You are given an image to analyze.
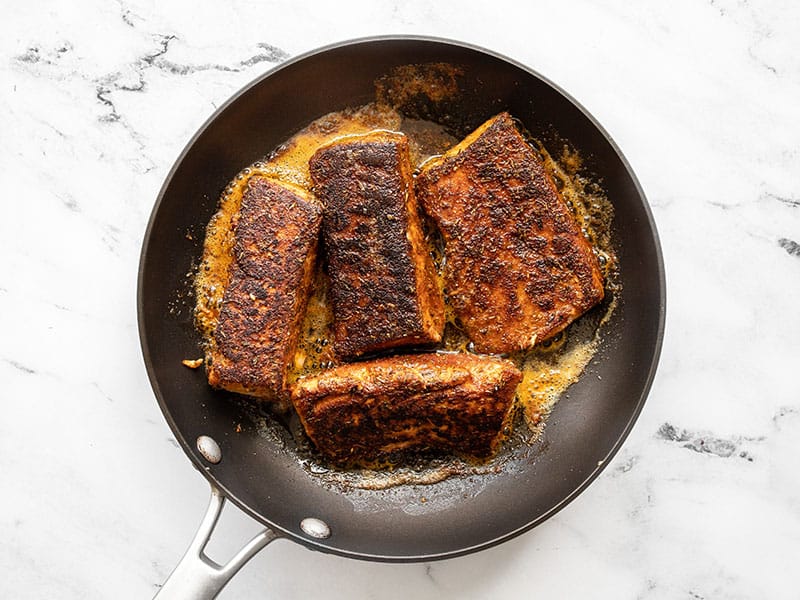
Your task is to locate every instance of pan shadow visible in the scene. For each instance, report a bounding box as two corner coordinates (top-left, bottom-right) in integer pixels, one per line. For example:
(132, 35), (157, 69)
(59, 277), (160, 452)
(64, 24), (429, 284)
(220, 519), (536, 599)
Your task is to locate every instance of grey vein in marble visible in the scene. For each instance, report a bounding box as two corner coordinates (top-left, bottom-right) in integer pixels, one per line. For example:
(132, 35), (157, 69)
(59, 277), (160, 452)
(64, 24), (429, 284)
(11, 34), (289, 167)
(614, 454), (640, 474)
(762, 192), (800, 208)
(772, 405), (800, 427)
(656, 423), (760, 461)
(778, 238), (800, 256)
(3, 359), (37, 375)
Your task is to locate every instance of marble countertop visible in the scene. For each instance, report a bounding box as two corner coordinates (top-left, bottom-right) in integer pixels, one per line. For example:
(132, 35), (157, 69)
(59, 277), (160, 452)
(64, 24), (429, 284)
(2, 1), (798, 598)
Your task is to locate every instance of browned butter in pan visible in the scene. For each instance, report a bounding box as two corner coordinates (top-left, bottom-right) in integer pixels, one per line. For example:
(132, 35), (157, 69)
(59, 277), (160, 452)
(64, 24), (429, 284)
(195, 69), (618, 487)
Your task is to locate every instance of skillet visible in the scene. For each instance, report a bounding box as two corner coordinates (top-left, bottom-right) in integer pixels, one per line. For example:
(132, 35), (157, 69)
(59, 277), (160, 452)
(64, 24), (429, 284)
(138, 36), (665, 598)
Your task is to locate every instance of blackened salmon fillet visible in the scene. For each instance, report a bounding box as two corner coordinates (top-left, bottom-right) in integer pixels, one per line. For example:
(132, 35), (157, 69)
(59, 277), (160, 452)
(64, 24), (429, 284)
(290, 353), (521, 464)
(416, 112), (604, 354)
(309, 131), (445, 360)
(206, 176), (322, 399)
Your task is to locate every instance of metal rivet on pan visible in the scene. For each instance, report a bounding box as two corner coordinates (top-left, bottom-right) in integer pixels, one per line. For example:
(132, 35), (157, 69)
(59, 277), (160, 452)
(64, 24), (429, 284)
(300, 517), (331, 539)
(196, 435), (222, 464)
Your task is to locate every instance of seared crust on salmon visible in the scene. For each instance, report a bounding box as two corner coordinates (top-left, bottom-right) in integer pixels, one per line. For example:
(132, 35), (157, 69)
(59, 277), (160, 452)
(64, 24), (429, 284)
(206, 177), (322, 399)
(416, 113), (604, 354)
(290, 353), (521, 463)
(309, 131), (445, 360)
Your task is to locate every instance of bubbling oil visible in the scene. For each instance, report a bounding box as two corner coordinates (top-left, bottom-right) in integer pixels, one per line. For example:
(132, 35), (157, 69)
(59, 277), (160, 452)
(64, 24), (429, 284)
(194, 100), (618, 487)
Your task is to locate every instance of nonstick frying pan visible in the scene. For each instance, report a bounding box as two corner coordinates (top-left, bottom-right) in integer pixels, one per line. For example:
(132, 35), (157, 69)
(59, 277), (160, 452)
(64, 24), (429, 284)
(138, 36), (665, 598)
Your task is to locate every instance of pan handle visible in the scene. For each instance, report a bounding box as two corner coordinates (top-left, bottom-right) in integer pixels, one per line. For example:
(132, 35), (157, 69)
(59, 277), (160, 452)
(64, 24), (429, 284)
(154, 482), (280, 599)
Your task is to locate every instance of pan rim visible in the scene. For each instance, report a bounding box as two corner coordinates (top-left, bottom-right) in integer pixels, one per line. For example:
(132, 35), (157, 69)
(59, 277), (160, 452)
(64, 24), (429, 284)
(137, 34), (666, 562)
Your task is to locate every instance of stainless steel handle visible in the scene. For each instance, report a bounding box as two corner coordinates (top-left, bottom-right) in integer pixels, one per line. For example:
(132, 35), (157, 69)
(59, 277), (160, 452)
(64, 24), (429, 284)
(154, 483), (280, 599)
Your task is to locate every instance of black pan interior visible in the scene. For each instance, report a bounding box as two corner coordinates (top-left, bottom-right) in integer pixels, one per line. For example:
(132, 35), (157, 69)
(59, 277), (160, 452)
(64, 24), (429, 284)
(138, 37), (665, 561)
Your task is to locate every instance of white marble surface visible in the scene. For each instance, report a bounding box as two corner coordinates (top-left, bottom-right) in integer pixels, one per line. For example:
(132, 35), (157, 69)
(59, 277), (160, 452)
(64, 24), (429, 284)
(2, 0), (799, 598)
